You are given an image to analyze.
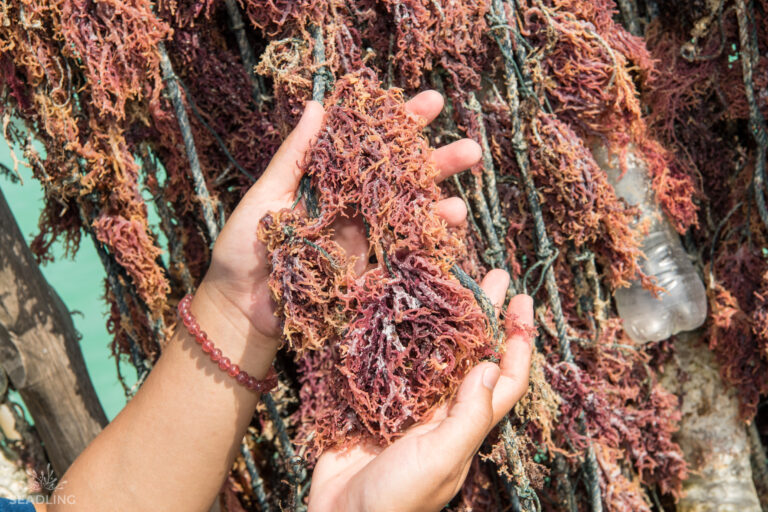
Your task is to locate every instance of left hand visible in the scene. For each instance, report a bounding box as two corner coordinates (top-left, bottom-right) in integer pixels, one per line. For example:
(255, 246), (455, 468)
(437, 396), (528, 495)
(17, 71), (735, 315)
(307, 275), (535, 512)
(196, 91), (482, 352)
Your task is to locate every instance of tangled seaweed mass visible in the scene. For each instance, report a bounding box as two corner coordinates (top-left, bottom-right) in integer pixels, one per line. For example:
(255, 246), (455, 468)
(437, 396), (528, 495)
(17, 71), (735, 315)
(1, 0), (767, 510)
(259, 71), (500, 451)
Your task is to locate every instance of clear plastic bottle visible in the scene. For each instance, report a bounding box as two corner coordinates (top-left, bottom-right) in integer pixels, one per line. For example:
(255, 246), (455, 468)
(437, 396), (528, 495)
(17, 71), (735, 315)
(592, 146), (707, 343)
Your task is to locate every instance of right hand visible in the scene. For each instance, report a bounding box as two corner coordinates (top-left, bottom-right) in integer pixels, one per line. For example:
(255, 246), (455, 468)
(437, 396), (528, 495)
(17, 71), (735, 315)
(308, 273), (535, 512)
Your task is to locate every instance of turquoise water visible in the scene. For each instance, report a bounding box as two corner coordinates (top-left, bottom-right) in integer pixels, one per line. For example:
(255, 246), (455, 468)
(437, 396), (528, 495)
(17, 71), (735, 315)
(1, 142), (129, 421)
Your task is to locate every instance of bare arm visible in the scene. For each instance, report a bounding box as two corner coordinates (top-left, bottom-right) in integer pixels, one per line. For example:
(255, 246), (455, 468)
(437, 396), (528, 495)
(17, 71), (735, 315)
(49, 284), (277, 511)
(48, 101), (327, 512)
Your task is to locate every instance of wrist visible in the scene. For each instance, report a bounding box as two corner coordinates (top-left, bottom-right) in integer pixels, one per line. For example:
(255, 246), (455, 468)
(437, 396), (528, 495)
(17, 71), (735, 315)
(188, 281), (280, 378)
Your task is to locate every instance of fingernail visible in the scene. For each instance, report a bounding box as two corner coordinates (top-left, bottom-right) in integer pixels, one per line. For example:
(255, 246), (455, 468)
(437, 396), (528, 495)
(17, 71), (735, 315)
(482, 365), (500, 390)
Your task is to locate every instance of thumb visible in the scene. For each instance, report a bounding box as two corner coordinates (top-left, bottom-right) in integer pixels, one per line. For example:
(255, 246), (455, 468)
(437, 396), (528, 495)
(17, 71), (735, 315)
(258, 100), (325, 195)
(430, 362), (500, 457)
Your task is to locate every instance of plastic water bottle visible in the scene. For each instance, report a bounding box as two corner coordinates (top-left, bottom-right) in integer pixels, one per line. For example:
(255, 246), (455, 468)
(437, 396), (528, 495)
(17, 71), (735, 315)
(592, 146), (707, 343)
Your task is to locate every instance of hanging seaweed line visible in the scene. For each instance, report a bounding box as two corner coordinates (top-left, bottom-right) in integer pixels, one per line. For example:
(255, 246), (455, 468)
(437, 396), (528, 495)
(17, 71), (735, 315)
(468, 92), (507, 242)
(240, 438), (272, 512)
(174, 77), (256, 183)
(421, 92), (533, 512)
(436, 82), (508, 273)
(222, 0), (267, 106)
(500, 416), (541, 511)
(466, 92), (510, 272)
(487, 0), (603, 510)
(159, 35), (305, 504)
(157, 42), (220, 245)
(18, 56), (165, 389)
(139, 144), (196, 294)
(90, 234), (152, 386)
(735, 0), (768, 231)
(263, 392), (308, 508)
(30, 133), (157, 391)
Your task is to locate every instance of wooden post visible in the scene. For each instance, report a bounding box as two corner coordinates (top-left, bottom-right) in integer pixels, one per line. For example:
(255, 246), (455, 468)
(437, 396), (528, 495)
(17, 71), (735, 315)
(0, 186), (107, 477)
(662, 331), (761, 512)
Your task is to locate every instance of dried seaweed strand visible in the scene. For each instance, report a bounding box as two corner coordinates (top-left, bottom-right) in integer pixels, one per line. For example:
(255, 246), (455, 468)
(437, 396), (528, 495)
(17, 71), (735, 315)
(91, 235), (152, 385)
(432, 77), (501, 270)
(140, 145), (195, 294)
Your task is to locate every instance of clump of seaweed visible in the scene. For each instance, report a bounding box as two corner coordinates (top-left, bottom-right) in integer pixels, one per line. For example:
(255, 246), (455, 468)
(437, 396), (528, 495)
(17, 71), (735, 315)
(259, 71), (497, 452)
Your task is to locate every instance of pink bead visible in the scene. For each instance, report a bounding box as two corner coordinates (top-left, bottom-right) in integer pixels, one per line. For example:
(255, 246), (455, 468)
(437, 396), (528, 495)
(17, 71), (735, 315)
(177, 294), (278, 393)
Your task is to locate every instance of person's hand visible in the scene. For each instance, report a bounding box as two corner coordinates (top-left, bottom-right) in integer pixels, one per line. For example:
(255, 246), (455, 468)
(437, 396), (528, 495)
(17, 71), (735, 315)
(196, 91), (483, 349)
(308, 276), (534, 512)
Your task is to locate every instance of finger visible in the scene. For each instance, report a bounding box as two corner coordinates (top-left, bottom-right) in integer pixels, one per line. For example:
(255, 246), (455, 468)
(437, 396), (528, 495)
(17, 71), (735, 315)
(428, 362), (500, 458)
(432, 139), (482, 182)
(492, 294), (535, 424)
(340, 364), (499, 512)
(258, 101), (325, 196)
(405, 90), (444, 125)
(436, 197), (467, 226)
(309, 444), (380, 512)
(479, 269), (510, 318)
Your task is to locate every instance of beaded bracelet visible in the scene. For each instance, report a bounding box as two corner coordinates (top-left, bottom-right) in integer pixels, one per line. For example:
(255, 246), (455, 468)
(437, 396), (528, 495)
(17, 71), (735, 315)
(177, 294), (278, 393)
